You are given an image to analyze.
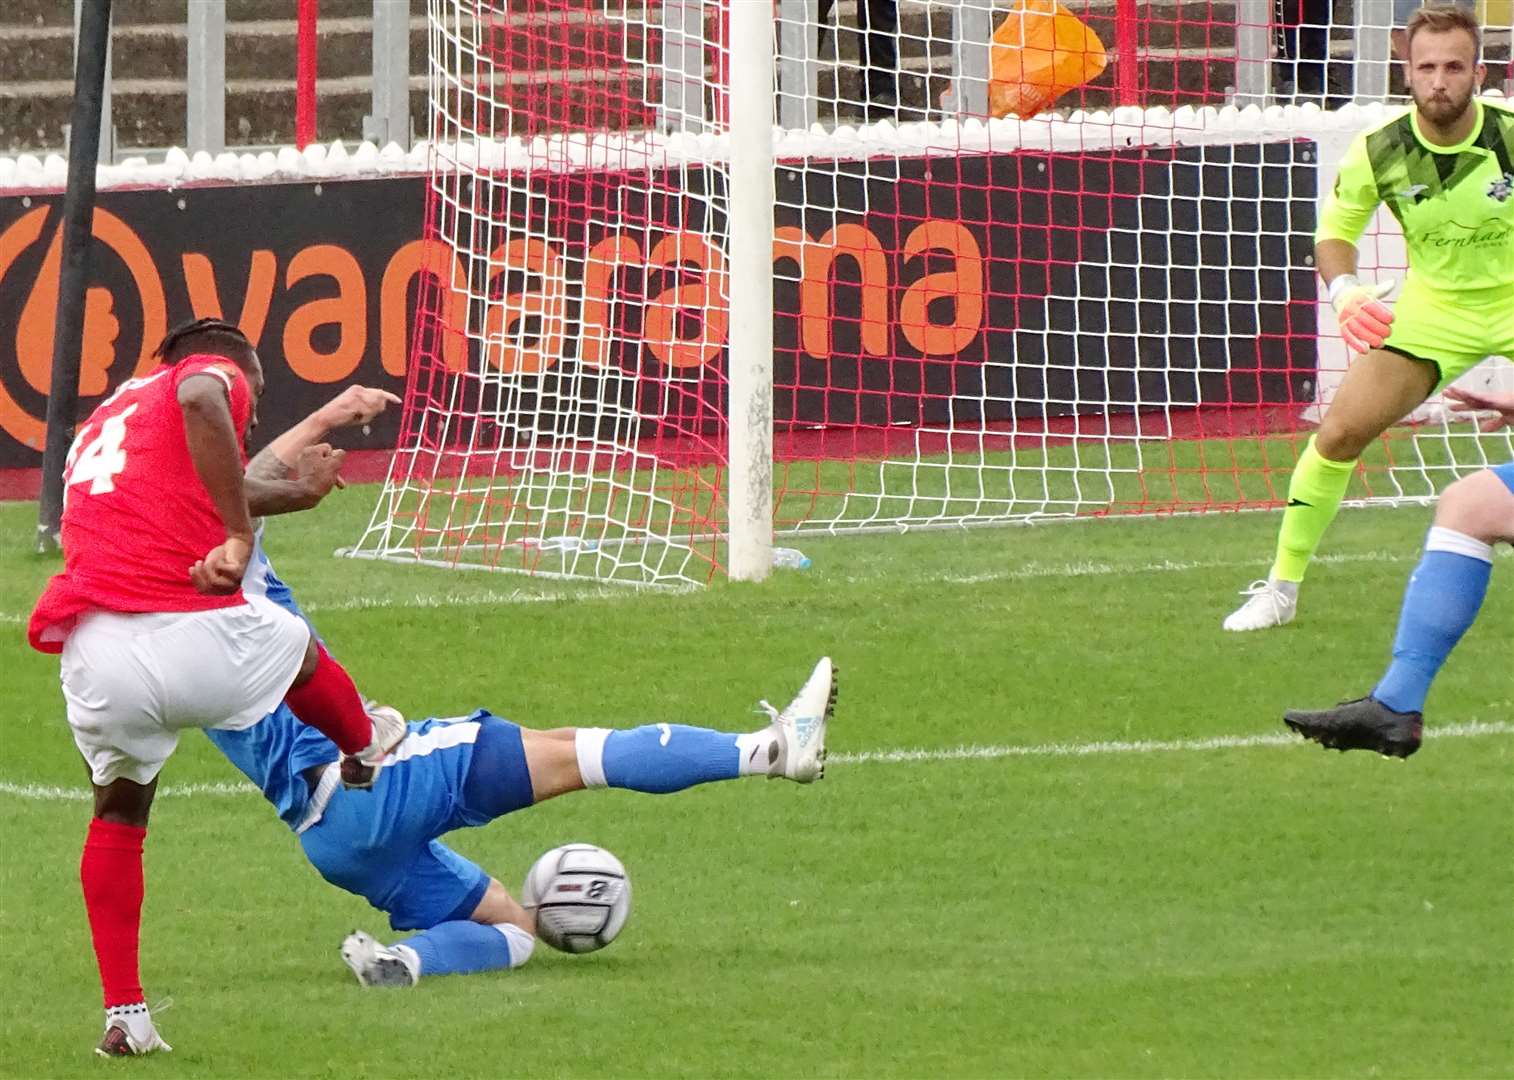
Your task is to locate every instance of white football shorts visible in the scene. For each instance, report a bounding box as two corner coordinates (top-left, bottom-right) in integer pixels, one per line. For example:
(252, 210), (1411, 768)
(60, 593), (311, 786)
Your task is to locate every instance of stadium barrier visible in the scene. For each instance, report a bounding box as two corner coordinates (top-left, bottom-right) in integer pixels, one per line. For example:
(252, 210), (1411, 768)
(0, 113), (1319, 476)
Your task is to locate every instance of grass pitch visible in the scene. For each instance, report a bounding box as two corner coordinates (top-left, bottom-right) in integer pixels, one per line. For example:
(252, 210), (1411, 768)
(0, 491), (1510, 1078)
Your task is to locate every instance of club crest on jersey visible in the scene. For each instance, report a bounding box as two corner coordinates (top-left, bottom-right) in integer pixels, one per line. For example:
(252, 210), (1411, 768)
(1489, 172), (1514, 203)
(1395, 183), (1430, 204)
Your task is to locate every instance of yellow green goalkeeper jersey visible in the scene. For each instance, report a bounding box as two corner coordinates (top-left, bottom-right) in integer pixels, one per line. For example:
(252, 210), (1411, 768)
(1317, 97), (1514, 294)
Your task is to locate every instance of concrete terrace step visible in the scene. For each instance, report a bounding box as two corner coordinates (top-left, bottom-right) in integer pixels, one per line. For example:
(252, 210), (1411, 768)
(0, 71), (661, 151)
(0, 13), (664, 85)
(817, 54), (1235, 120)
(0, 17), (426, 85)
(823, 0), (1239, 58)
(0, 0), (1258, 152)
(7, 0), (425, 28)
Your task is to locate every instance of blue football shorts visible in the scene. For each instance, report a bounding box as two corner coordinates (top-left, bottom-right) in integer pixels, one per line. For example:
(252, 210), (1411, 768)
(298, 712), (536, 931)
(1493, 461), (1514, 496)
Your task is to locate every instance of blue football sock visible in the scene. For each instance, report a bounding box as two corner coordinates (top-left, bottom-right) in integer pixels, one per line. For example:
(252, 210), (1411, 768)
(399, 920), (515, 978)
(1373, 527), (1493, 715)
(596, 725), (743, 794)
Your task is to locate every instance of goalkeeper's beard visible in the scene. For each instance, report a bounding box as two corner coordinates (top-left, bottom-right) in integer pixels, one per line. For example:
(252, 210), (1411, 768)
(1412, 84), (1475, 129)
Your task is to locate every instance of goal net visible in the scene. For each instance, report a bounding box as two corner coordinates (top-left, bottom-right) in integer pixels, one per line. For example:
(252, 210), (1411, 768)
(349, 0), (1514, 586)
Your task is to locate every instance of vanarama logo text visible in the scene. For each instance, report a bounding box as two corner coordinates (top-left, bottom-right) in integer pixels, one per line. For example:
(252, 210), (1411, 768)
(0, 199), (989, 450)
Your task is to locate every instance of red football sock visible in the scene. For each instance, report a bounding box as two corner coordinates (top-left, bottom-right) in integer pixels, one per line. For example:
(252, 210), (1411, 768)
(81, 818), (147, 1009)
(283, 645), (373, 754)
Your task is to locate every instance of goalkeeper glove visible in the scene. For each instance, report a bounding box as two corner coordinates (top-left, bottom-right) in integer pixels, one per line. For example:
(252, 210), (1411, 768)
(1328, 275), (1395, 355)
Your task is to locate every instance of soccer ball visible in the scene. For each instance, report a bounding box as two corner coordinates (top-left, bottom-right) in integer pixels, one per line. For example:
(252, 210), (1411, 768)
(521, 843), (631, 954)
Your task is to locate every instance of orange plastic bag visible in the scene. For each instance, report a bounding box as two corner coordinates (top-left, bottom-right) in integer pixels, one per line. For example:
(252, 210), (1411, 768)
(989, 0), (1109, 120)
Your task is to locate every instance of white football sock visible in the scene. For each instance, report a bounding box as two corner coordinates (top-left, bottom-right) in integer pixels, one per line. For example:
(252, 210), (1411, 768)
(493, 923), (536, 969)
(574, 728), (611, 788)
(735, 728), (780, 776)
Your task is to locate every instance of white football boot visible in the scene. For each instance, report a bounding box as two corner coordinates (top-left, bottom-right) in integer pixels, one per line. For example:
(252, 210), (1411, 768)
(754, 657), (837, 783)
(340, 930), (419, 988)
(1222, 579), (1298, 632)
(339, 703), (408, 790)
(95, 1002), (172, 1057)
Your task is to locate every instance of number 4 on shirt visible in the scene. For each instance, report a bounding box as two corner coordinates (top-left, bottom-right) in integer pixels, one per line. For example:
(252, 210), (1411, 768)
(65, 404), (138, 497)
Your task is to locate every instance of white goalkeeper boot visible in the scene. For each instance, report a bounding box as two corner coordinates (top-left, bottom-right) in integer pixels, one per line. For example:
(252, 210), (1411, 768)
(341, 930), (419, 988)
(95, 1002), (172, 1057)
(1222, 578), (1299, 632)
(752, 657), (837, 783)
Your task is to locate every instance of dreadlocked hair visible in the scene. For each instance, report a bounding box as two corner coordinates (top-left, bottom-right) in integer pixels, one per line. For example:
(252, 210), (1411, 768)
(154, 317), (254, 369)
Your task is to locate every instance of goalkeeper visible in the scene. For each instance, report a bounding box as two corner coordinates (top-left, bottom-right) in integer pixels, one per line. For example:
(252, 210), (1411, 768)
(1283, 386), (1514, 756)
(1225, 4), (1514, 631)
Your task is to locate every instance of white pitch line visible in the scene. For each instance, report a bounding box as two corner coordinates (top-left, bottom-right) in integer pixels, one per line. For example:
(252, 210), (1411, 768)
(829, 719), (1514, 766)
(5, 539), (1509, 625)
(0, 587), (647, 626)
(0, 548), (1450, 625)
(0, 779), (258, 802)
(872, 548), (1418, 588)
(3, 720), (1509, 802)
(301, 586), (646, 614)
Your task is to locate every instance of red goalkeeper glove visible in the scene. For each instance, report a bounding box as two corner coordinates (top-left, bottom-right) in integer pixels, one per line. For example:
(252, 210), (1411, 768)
(1329, 276), (1395, 355)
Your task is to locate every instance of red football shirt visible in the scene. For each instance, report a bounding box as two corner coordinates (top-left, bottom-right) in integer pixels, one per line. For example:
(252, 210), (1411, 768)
(28, 355), (255, 653)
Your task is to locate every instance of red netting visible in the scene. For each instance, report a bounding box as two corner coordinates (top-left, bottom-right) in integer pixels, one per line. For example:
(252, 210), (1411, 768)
(355, 0), (1508, 584)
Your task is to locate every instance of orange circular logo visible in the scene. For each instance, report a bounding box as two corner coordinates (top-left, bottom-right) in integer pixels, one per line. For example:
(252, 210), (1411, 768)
(0, 205), (166, 449)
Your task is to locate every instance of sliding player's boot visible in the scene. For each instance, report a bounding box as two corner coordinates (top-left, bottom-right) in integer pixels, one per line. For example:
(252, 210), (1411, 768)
(340, 930), (419, 988)
(1283, 697), (1423, 758)
(756, 657), (836, 783)
(1223, 578), (1298, 632)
